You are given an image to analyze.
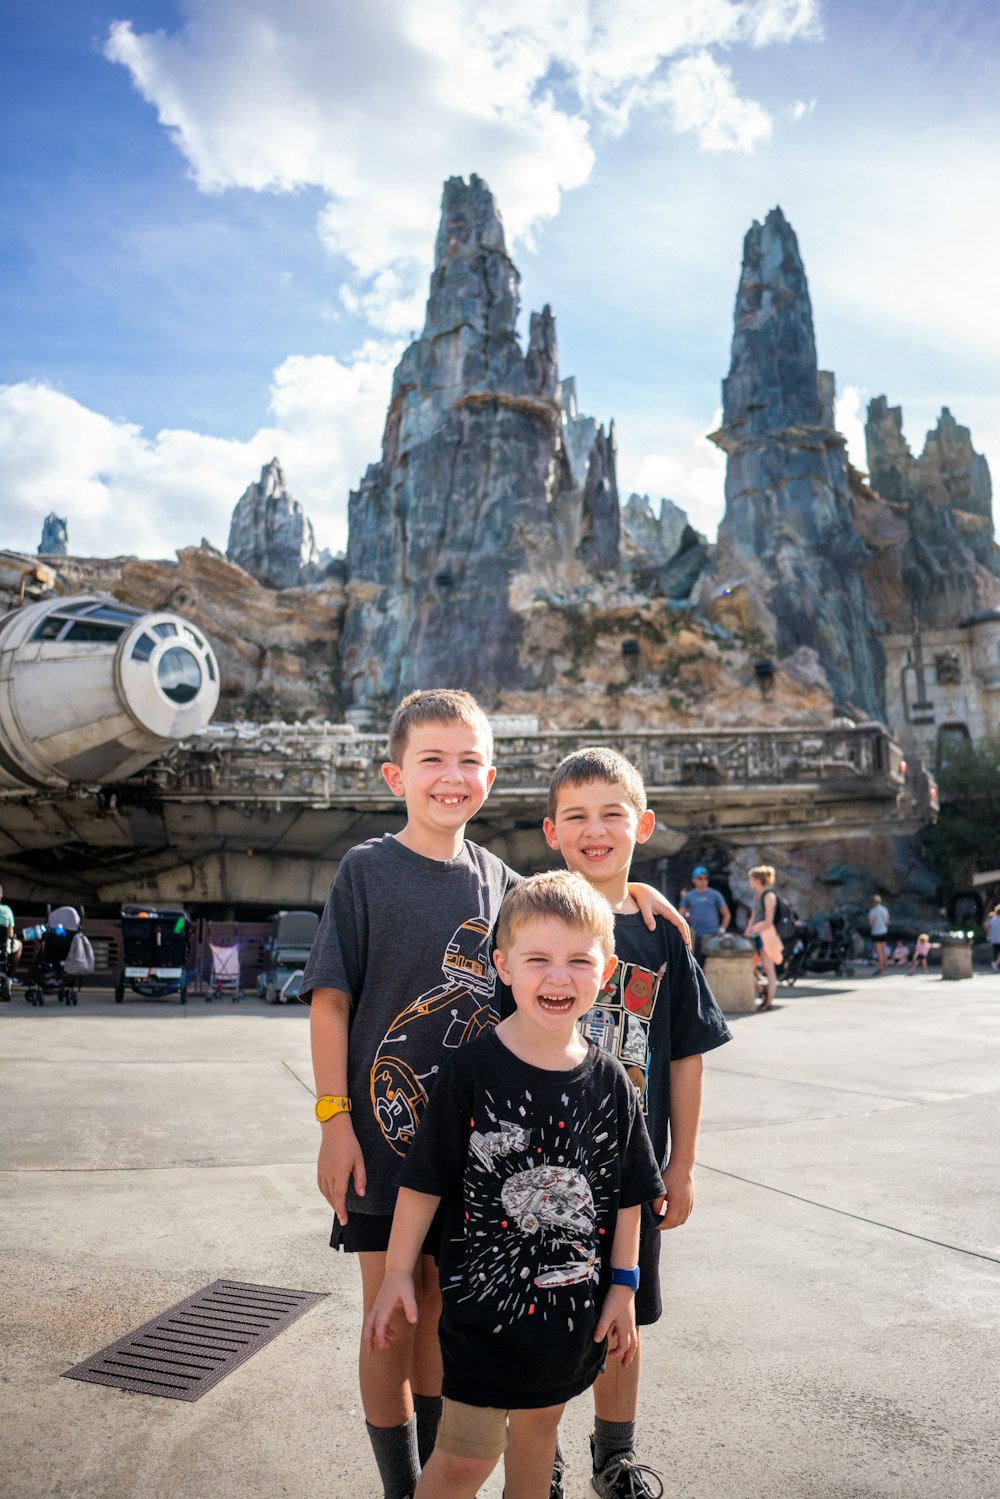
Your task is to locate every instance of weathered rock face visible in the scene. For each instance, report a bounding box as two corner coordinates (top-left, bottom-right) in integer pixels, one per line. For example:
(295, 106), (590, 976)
(38, 513), (68, 556)
(864, 398), (999, 627)
(622, 493), (691, 562)
(226, 458), (327, 589)
(707, 207), (886, 719)
(342, 174), (612, 708)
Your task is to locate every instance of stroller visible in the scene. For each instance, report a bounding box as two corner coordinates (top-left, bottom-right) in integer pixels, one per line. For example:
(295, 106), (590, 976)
(805, 915), (856, 978)
(777, 919), (811, 986)
(24, 906), (86, 1006)
(207, 944), (242, 1002)
(116, 905), (192, 1004)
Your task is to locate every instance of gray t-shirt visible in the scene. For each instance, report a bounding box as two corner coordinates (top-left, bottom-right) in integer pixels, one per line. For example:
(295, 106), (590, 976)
(300, 834), (519, 1215)
(868, 904), (890, 938)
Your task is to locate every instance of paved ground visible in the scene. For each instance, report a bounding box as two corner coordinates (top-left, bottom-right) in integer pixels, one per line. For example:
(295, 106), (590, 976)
(2, 968), (999, 1499)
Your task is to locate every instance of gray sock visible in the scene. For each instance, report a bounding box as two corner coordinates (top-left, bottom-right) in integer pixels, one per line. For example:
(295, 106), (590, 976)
(365, 1416), (420, 1499)
(413, 1393), (442, 1467)
(593, 1417), (636, 1471)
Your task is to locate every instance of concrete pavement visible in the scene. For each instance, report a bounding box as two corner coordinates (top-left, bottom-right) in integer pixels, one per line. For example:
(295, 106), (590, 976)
(2, 969), (998, 1498)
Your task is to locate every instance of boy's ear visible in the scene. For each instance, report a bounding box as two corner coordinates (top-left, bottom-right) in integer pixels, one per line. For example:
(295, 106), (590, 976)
(542, 816), (561, 851)
(484, 765), (497, 793)
(635, 809), (656, 845)
(381, 761), (405, 798)
(602, 954), (618, 984)
(493, 948), (510, 985)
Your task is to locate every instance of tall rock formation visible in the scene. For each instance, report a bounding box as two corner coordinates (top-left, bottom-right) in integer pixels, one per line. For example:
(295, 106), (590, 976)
(39, 513), (68, 556)
(707, 207), (885, 718)
(864, 398), (999, 626)
(342, 175), (614, 706)
(226, 458), (325, 589)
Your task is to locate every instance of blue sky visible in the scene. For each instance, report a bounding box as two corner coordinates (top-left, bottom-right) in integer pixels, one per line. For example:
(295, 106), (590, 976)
(3, 0), (999, 560)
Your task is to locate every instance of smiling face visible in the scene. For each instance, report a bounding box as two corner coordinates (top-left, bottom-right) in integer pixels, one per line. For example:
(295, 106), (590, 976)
(543, 778), (655, 896)
(381, 719), (496, 850)
(494, 914), (617, 1037)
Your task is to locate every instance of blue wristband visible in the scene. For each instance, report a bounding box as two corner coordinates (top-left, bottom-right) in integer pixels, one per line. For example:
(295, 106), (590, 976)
(609, 1266), (640, 1291)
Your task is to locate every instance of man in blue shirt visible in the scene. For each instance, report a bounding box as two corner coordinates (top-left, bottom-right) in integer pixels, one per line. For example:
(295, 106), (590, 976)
(680, 867), (730, 961)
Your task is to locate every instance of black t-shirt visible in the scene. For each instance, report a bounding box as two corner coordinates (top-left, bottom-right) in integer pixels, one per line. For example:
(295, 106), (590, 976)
(299, 835), (519, 1214)
(579, 914), (732, 1169)
(398, 1030), (664, 1409)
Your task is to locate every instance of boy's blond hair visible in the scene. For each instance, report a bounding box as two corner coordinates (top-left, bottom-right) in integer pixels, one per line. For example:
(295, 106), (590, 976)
(387, 688), (494, 766)
(546, 746), (647, 822)
(496, 870), (615, 959)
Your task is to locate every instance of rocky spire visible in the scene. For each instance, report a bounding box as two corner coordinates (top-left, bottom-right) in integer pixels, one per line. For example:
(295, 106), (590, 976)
(38, 513), (68, 556)
(226, 459), (321, 589)
(710, 207), (885, 717)
(342, 175), (612, 708)
(864, 398), (999, 623)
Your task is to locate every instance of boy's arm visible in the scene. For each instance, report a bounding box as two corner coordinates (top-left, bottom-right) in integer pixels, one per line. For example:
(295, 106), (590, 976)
(363, 1187), (442, 1351)
(593, 1202), (641, 1367)
(658, 1053), (703, 1229)
(310, 986), (366, 1224)
(628, 883), (691, 944)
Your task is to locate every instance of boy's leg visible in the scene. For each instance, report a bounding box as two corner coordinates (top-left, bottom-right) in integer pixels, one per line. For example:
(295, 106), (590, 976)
(359, 1250), (422, 1497)
(505, 1403), (565, 1499)
(417, 1398), (505, 1498)
(412, 1254), (443, 1466)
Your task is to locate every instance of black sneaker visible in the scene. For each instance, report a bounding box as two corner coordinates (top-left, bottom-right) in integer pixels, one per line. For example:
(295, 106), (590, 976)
(550, 1449), (567, 1499)
(588, 1447), (664, 1499)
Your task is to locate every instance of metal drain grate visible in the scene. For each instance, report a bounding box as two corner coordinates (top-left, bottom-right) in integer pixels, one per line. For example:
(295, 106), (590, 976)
(62, 1279), (326, 1401)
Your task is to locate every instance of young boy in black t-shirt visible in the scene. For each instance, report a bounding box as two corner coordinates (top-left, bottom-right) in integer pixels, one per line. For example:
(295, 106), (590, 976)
(543, 748), (731, 1499)
(365, 872), (664, 1499)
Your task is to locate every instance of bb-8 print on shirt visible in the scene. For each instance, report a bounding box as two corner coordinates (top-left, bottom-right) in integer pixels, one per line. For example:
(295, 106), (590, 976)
(370, 915), (499, 1157)
(577, 958), (660, 1107)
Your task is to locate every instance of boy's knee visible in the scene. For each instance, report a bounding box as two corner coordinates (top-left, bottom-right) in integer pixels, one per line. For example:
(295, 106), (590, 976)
(425, 1448), (495, 1485)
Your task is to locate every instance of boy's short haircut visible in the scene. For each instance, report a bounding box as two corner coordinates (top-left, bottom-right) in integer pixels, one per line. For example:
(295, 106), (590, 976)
(496, 870), (615, 958)
(387, 688), (494, 766)
(546, 746), (647, 822)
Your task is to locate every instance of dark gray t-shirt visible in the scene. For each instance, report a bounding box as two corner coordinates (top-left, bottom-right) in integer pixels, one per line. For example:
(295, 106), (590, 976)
(300, 834), (519, 1215)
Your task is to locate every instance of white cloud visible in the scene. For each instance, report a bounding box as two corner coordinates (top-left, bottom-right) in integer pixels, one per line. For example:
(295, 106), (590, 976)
(835, 384), (868, 475)
(618, 417), (728, 541)
(0, 342), (400, 560)
(105, 0), (819, 328)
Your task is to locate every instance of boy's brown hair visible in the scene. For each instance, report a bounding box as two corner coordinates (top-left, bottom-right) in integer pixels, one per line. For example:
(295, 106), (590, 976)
(496, 870), (615, 958)
(387, 688), (494, 766)
(546, 746), (647, 822)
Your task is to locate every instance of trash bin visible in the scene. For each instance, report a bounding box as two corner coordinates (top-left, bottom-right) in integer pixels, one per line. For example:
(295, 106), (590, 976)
(939, 934), (973, 981)
(702, 933), (758, 1013)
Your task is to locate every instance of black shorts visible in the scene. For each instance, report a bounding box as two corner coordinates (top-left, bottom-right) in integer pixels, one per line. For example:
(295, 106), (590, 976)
(330, 1203), (445, 1257)
(635, 1202), (663, 1327)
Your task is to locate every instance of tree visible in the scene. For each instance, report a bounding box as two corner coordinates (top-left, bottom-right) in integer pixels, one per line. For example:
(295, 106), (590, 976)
(923, 740), (1000, 892)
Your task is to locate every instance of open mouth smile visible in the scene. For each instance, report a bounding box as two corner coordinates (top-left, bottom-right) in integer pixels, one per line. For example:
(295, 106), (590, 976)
(581, 845), (613, 859)
(537, 993), (576, 1013)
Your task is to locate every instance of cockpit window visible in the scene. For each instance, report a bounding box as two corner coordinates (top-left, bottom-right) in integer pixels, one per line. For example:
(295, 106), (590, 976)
(131, 633), (155, 662)
(153, 622), (178, 639)
(63, 620), (128, 642)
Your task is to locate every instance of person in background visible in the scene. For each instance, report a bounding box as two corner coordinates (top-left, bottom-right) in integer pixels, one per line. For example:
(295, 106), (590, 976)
(909, 934), (933, 973)
(890, 939), (910, 968)
(745, 866), (783, 1011)
(985, 906), (1000, 972)
(679, 867), (730, 963)
(867, 895), (890, 976)
(0, 884), (23, 980)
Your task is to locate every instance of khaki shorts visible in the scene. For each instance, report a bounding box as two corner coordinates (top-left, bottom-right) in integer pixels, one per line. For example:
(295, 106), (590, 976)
(436, 1397), (510, 1461)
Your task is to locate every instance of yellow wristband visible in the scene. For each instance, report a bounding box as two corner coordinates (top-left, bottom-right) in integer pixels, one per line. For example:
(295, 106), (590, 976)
(315, 1095), (351, 1123)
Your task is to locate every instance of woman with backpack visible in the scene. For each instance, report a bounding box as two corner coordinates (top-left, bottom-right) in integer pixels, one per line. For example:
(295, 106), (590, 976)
(746, 865), (784, 1011)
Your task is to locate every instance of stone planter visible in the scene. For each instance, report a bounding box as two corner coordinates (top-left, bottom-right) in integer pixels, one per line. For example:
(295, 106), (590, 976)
(939, 935), (973, 982)
(703, 934), (758, 1013)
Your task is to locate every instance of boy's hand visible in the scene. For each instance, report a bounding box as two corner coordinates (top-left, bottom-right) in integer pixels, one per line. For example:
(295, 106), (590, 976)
(363, 1272), (419, 1352)
(317, 1117), (366, 1224)
(655, 1162), (695, 1230)
(594, 1285), (638, 1368)
(628, 884), (692, 944)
